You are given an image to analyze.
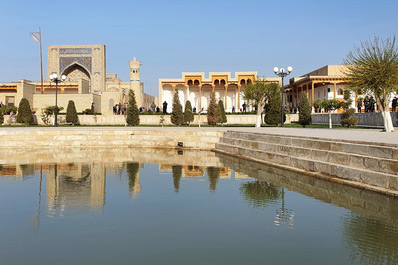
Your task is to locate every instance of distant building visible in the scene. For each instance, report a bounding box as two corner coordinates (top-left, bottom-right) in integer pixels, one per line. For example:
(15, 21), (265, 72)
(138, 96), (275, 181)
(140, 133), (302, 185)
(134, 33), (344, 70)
(0, 45), (155, 115)
(159, 72), (280, 113)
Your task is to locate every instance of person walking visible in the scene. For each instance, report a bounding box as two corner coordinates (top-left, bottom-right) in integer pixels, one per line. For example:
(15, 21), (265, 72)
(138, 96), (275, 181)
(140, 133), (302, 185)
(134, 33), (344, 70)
(242, 102), (247, 113)
(357, 98), (362, 113)
(392, 96), (397, 112)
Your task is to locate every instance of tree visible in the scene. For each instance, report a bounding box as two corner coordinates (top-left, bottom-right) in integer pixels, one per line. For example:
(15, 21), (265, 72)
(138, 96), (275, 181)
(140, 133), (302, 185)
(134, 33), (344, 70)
(264, 89), (283, 126)
(340, 90), (358, 128)
(218, 100), (227, 125)
(126, 89), (140, 126)
(183, 100), (194, 125)
(0, 112), (3, 125)
(298, 94), (312, 127)
(344, 36), (398, 132)
(172, 165), (182, 193)
(321, 99), (341, 129)
(207, 91), (220, 126)
(16, 98), (34, 125)
(66, 100), (79, 125)
(242, 80), (280, 127)
(171, 90), (184, 125)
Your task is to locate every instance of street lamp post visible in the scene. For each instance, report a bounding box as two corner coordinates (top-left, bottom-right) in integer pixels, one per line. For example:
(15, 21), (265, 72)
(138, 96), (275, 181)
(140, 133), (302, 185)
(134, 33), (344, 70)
(273, 66), (293, 127)
(49, 74), (67, 126)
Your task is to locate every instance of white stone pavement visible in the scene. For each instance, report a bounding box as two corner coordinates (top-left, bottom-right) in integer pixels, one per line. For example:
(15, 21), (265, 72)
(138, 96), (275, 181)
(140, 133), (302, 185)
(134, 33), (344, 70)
(1, 126), (396, 146)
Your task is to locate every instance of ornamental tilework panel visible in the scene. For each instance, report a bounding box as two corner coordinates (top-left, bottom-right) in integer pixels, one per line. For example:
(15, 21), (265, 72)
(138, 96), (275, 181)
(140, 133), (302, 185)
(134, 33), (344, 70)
(60, 57), (92, 74)
(59, 48), (92, 55)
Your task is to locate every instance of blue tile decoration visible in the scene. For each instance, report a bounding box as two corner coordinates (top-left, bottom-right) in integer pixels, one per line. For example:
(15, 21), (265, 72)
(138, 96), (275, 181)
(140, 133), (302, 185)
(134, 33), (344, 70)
(59, 48), (92, 55)
(59, 57), (92, 75)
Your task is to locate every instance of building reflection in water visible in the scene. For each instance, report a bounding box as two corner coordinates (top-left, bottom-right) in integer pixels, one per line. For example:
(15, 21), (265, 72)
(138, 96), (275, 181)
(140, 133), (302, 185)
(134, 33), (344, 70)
(160, 164), (231, 192)
(46, 163), (106, 217)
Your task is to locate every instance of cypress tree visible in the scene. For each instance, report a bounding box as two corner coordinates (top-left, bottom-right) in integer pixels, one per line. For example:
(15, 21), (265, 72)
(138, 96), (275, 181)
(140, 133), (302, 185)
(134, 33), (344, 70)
(172, 165), (182, 193)
(66, 100), (79, 125)
(264, 91), (282, 126)
(207, 92), (220, 126)
(171, 90), (184, 125)
(218, 100), (227, 124)
(16, 98), (34, 125)
(298, 94), (312, 127)
(126, 89), (140, 126)
(184, 100), (194, 125)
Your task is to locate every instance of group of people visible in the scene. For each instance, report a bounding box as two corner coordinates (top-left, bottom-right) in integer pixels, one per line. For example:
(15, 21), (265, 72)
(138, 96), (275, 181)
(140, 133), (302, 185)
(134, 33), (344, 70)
(357, 96), (376, 113)
(113, 103), (126, 115)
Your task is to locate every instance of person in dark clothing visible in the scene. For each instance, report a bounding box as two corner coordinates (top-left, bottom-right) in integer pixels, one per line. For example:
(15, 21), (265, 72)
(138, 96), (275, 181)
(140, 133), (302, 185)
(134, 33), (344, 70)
(392, 97), (397, 112)
(242, 102), (247, 113)
(193, 107), (196, 113)
(162, 101), (168, 114)
(357, 98), (362, 113)
(364, 96), (369, 112)
(369, 96), (375, 112)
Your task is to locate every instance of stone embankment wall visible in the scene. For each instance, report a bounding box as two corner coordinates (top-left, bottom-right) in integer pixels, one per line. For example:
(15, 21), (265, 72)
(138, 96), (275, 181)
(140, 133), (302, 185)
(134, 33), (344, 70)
(0, 128), (223, 150)
(312, 112), (398, 127)
(3, 114), (299, 126)
(215, 131), (398, 196)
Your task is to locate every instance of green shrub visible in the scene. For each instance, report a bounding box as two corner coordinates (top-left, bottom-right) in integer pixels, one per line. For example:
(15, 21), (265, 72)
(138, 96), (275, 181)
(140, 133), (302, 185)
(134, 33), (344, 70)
(66, 100), (79, 125)
(43, 106), (64, 115)
(207, 92), (220, 126)
(218, 100), (227, 124)
(341, 108), (358, 128)
(264, 91), (283, 126)
(16, 98), (34, 125)
(126, 90), (140, 126)
(184, 100), (194, 125)
(0, 112), (3, 124)
(0, 105), (18, 115)
(298, 94), (312, 127)
(171, 90), (184, 126)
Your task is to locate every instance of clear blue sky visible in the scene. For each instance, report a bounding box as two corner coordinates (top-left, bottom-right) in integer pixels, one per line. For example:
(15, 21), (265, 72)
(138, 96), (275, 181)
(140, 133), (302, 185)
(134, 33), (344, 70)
(0, 0), (397, 96)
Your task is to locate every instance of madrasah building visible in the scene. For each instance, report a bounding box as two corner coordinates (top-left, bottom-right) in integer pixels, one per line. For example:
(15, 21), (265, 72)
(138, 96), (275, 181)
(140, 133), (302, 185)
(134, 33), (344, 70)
(159, 72), (280, 113)
(0, 45), (155, 115)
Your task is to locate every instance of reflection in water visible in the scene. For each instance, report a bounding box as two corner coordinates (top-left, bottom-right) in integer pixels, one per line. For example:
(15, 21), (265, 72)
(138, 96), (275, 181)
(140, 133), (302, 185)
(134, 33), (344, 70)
(46, 163), (106, 217)
(1, 148), (398, 265)
(127, 162), (141, 196)
(207, 167), (220, 191)
(344, 213), (398, 265)
(172, 165), (182, 193)
(240, 180), (282, 208)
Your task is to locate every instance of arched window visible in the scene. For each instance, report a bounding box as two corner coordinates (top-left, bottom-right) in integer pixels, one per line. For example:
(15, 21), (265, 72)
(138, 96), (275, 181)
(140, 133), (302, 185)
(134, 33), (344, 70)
(247, 79), (252, 84)
(240, 79), (246, 85)
(214, 79), (219, 86)
(220, 79), (226, 85)
(194, 79), (200, 86)
(338, 89), (344, 95)
(187, 80), (193, 85)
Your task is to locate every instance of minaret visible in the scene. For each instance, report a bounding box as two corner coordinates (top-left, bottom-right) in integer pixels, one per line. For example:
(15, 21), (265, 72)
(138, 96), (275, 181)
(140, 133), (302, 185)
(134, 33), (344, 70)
(129, 57), (143, 108)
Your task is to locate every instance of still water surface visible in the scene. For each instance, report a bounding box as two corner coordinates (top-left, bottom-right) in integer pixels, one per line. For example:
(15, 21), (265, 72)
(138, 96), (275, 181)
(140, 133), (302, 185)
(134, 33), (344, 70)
(0, 148), (397, 265)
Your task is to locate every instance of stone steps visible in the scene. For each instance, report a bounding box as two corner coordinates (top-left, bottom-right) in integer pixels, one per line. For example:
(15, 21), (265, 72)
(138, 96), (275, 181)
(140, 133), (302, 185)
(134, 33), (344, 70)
(214, 131), (398, 194)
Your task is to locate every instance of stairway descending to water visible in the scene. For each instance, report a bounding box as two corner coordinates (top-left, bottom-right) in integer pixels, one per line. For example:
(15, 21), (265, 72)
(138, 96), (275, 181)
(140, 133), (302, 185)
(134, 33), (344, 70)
(214, 130), (398, 195)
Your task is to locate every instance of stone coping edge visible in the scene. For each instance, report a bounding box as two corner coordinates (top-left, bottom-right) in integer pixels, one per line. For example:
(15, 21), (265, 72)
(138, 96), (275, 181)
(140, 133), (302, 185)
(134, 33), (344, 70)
(226, 130), (398, 148)
(212, 148), (398, 198)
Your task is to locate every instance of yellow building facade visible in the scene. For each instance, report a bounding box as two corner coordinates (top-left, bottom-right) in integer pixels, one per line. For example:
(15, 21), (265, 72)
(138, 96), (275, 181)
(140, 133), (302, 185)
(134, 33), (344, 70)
(159, 72), (280, 112)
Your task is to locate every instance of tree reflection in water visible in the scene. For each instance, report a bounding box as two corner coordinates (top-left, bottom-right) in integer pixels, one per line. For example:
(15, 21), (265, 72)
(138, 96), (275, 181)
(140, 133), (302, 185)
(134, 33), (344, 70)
(126, 162), (139, 193)
(344, 213), (398, 265)
(172, 165), (182, 193)
(207, 167), (221, 192)
(239, 180), (282, 208)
